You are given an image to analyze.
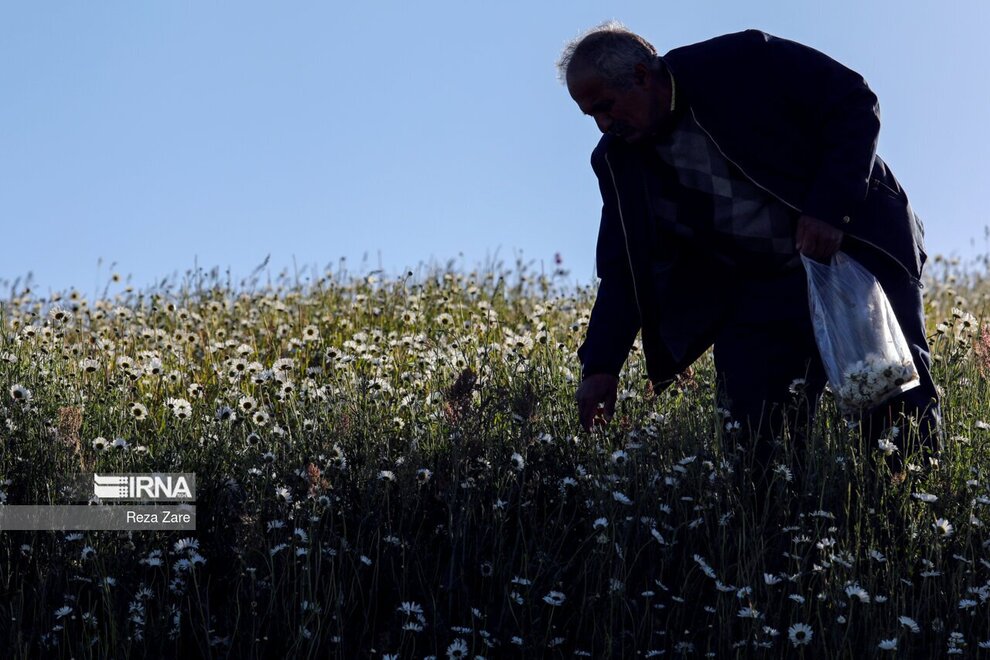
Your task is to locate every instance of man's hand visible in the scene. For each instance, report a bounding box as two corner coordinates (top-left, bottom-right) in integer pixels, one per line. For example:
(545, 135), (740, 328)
(576, 373), (619, 431)
(795, 214), (843, 262)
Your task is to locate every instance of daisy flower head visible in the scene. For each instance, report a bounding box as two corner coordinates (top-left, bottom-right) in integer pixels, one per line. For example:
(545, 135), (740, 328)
(788, 623), (813, 647)
(272, 357), (295, 374)
(446, 638), (468, 659)
(129, 402), (148, 420)
(173, 537), (199, 554)
(845, 583), (871, 603)
(9, 384), (32, 404)
(543, 590), (566, 606)
(878, 638), (898, 651)
(228, 358), (249, 379)
(397, 600), (424, 619)
(79, 358), (100, 373)
(167, 397), (193, 421)
(933, 517), (954, 538)
(144, 357), (164, 376)
(612, 491), (632, 505)
(328, 444), (347, 469)
(878, 438), (899, 456)
(48, 305), (72, 324)
(215, 406), (236, 422)
(693, 554), (716, 578)
(898, 616), (920, 633)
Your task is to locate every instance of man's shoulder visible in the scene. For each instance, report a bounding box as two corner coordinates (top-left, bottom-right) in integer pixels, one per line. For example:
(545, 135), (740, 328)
(664, 28), (770, 60)
(662, 29), (780, 79)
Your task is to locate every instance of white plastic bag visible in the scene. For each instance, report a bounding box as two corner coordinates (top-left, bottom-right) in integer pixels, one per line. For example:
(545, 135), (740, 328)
(802, 252), (919, 414)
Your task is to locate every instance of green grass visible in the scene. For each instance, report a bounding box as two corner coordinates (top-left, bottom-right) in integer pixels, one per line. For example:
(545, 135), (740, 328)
(0, 254), (989, 658)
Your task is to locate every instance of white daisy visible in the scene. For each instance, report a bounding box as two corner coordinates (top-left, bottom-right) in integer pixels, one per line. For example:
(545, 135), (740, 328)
(9, 384), (32, 403)
(897, 616), (921, 634)
(612, 491), (632, 505)
(788, 623), (813, 647)
(446, 638), (468, 659)
(845, 584), (871, 603)
(933, 517), (954, 538)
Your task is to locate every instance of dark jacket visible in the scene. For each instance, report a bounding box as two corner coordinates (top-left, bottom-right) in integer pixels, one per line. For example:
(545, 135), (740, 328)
(577, 29), (928, 388)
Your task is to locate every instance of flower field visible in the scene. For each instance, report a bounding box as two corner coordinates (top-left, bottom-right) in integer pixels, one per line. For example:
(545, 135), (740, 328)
(1, 254), (990, 658)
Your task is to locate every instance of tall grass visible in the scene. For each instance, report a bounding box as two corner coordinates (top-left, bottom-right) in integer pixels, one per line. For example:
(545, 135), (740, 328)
(0, 254), (988, 658)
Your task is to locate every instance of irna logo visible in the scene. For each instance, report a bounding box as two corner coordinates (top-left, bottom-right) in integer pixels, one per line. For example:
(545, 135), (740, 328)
(93, 474), (195, 501)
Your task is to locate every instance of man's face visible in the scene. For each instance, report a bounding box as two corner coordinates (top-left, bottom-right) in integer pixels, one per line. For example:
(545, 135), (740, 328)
(567, 63), (666, 143)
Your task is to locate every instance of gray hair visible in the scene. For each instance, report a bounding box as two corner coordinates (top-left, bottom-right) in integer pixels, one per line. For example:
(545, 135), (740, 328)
(556, 21), (658, 88)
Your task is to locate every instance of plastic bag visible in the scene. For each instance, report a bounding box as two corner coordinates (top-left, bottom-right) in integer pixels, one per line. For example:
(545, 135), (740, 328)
(802, 252), (919, 414)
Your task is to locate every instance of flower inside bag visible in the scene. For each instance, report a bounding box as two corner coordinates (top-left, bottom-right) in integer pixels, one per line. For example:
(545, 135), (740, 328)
(802, 252), (920, 414)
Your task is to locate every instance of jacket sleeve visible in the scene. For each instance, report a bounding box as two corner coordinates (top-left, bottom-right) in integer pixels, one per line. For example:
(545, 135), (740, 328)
(752, 30), (881, 227)
(576, 144), (642, 379)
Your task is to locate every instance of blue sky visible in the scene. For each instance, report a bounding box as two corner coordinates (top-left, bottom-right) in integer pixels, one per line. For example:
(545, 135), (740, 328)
(2, 1), (988, 296)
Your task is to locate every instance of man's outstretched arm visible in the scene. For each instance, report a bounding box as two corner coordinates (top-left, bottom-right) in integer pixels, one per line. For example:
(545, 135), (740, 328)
(574, 140), (646, 430)
(576, 267), (641, 429)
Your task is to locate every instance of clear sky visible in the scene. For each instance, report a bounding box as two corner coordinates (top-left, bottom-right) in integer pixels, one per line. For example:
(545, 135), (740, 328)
(2, 1), (988, 296)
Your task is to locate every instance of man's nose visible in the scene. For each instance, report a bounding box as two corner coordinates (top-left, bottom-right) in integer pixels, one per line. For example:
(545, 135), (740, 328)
(594, 115), (612, 134)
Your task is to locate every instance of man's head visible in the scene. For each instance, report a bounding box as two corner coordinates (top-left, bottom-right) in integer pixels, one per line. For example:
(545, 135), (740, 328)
(557, 22), (672, 143)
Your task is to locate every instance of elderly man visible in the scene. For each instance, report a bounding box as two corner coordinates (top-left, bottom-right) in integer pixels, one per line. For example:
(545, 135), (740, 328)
(560, 23), (940, 489)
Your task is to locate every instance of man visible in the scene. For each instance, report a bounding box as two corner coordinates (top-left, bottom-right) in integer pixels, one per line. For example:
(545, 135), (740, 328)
(559, 23), (941, 489)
